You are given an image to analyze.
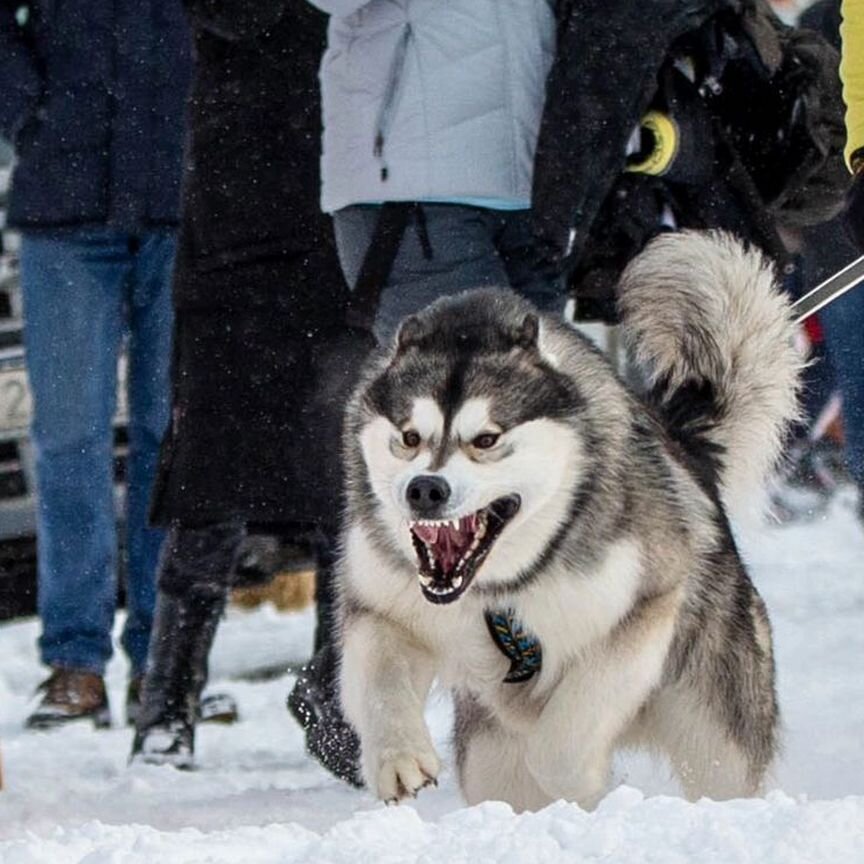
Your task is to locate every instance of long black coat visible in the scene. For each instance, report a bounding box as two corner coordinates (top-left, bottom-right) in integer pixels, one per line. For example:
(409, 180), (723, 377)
(0, 0), (191, 229)
(150, 0), (373, 530)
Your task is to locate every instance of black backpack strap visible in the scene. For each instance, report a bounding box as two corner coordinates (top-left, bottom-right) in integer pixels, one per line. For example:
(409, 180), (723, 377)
(346, 202), (414, 331)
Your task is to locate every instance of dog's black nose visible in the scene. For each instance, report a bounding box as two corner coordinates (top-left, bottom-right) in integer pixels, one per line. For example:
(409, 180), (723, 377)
(406, 475), (451, 516)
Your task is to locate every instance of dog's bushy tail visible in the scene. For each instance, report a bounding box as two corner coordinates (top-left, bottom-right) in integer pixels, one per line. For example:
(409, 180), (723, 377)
(618, 230), (801, 520)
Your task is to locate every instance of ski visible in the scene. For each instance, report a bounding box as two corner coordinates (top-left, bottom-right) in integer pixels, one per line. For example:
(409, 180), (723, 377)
(791, 252), (864, 323)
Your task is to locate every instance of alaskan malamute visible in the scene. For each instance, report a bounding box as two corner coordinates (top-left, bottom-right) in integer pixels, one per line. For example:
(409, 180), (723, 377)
(337, 231), (800, 810)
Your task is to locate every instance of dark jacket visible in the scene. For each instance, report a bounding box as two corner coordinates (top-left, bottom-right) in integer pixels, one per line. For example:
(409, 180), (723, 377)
(537, 0), (848, 321)
(532, 0), (726, 265)
(150, 0), (373, 529)
(0, 0), (192, 230)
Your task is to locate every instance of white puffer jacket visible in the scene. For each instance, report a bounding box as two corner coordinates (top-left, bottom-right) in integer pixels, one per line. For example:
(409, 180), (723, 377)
(308, 0), (556, 213)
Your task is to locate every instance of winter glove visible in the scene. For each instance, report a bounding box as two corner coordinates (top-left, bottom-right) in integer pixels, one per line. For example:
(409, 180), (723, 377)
(845, 151), (864, 250)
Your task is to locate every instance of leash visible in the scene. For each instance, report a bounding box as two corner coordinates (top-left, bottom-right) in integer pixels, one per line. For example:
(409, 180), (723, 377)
(345, 203), (413, 332)
(791, 252), (864, 323)
(345, 202), (433, 332)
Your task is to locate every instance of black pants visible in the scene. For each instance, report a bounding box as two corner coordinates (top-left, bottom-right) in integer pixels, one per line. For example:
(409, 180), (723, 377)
(157, 522), (244, 599)
(157, 520), (339, 638)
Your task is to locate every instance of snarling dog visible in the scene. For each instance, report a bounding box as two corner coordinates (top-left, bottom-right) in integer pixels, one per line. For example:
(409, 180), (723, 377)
(337, 230), (800, 810)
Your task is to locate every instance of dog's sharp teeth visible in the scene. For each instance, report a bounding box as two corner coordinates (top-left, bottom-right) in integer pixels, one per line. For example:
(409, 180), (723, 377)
(452, 575), (463, 589)
(418, 572), (433, 587)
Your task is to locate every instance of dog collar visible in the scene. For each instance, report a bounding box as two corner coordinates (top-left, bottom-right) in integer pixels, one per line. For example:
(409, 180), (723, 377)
(484, 609), (542, 683)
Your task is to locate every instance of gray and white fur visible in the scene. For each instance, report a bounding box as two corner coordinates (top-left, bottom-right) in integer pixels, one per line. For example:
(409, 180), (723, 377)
(335, 230), (800, 810)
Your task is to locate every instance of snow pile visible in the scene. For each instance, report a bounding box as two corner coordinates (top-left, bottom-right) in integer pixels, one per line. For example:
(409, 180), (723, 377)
(2, 790), (864, 864)
(1, 493), (864, 862)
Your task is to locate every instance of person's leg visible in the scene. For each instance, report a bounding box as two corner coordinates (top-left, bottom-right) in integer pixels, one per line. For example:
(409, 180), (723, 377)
(132, 521), (244, 766)
(20, 231), (129, 678)
(818, 280), (864, 500)
(121, 232), (176, 677)
(333, 203), (513, 342)
(493, 210), (566, 315)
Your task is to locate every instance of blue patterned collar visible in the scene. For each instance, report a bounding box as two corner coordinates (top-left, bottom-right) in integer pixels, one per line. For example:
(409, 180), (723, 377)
(484, 608), (542, 683)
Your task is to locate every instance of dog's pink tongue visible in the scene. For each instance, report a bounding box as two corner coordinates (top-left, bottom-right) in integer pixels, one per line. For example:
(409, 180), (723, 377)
(412, 522), (468, 574)
(436, 529), (461, 574)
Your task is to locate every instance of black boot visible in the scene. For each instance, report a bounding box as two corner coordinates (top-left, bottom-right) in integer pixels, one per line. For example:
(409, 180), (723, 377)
(130, 522), (243, 768)
(131, 588), (225, 768)
(287, 643), (363, 788)
(287, 530), (363, 787)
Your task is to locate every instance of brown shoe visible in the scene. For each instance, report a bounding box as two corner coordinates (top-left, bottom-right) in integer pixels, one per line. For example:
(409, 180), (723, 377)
(25, 668), (111, 730)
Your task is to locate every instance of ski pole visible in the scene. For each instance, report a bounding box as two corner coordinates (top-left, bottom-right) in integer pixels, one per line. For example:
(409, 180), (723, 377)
(791, 252), (864, 324)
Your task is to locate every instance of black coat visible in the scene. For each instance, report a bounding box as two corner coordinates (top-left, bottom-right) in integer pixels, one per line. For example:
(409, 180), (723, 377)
(150, 0), (373, 529)
(172, 0), (343, 317)
(537, 0), (847, 322)
(532, 0), (725, 265)
(0, 0), (192, 230)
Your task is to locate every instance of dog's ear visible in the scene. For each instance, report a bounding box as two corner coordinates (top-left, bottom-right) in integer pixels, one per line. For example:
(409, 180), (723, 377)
(395, 315), (426, 352)
(511, 313), (539, 351)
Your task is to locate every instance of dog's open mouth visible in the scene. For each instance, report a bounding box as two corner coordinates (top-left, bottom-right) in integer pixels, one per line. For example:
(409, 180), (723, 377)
(409, 494), (521, 604)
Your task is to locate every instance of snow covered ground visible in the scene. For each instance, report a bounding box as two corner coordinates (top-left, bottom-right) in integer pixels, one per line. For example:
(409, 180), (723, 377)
(1, 493), (863, 863)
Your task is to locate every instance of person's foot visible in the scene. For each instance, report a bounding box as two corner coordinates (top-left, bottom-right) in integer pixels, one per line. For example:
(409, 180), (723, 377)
(126, 675), (238, 727)
(126, 581), (236, 770)
(198, 692), (240, 724)
(26, 668), (111, 730)
(771, 438), (848, 524)
(131, 718), (194, 769)
(287, 646), (363, 788)
(129, 688), (240, 769)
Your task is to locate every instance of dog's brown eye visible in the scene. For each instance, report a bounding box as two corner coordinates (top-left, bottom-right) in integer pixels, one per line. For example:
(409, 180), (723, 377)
(402, 430), (421, 448)
(472, 433), (499, 450)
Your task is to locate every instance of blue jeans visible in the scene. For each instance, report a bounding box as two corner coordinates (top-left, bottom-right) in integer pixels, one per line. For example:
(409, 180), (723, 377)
(820, 279), (864, 489)
(333, 204), (564, 342)
(20, 229), (176, 675)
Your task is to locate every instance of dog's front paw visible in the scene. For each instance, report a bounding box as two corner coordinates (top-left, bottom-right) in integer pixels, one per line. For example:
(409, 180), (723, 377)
(367, 744), (441, 803)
